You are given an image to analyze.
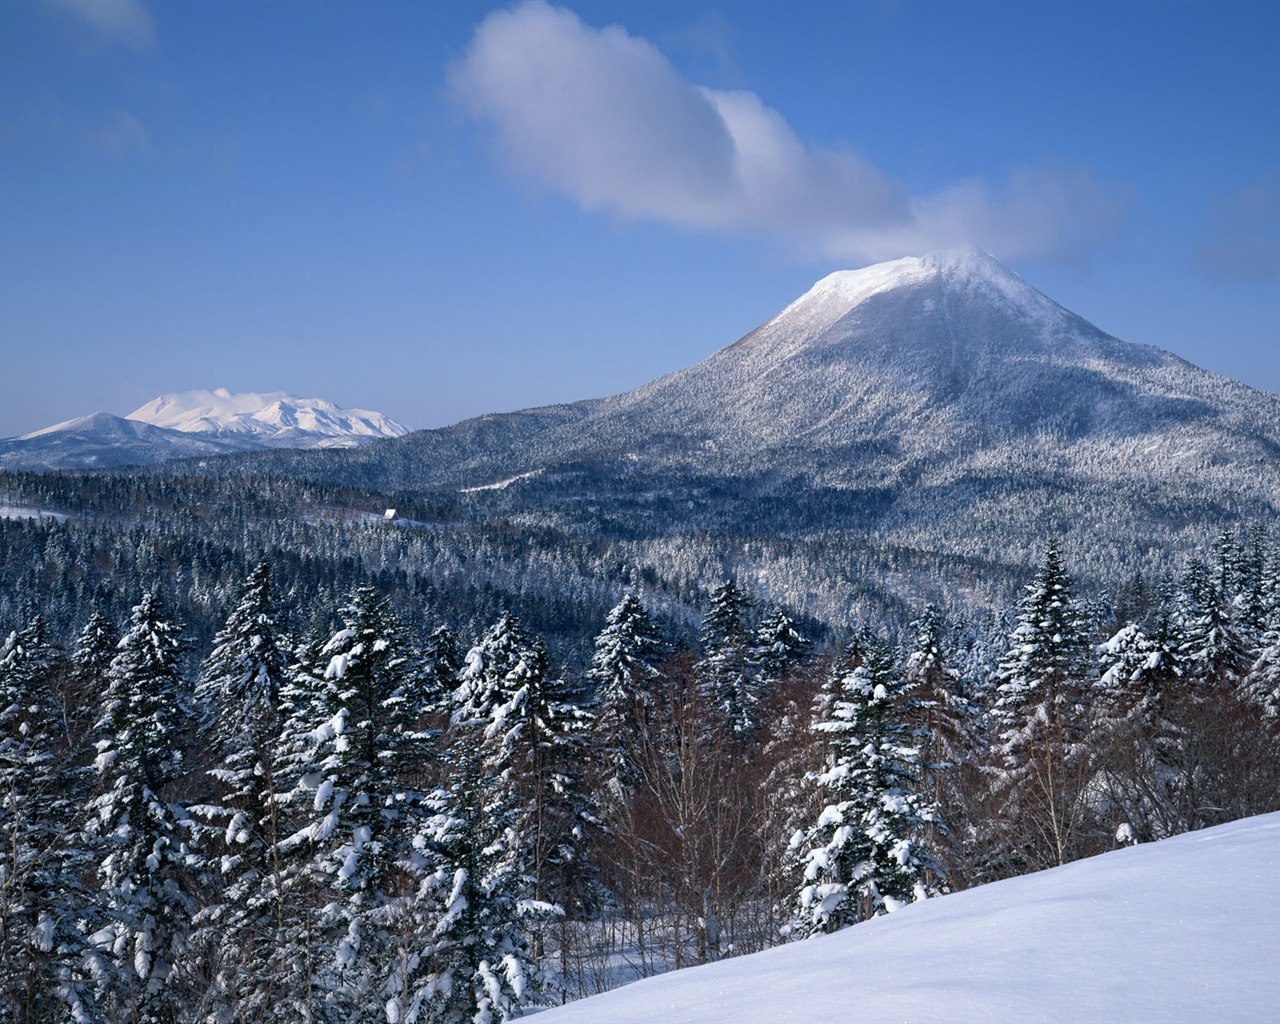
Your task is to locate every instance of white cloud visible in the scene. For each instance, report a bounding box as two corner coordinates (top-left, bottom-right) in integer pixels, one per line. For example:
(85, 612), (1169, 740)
(451, 2), (1125, 265)
(48, 0), (155, 50)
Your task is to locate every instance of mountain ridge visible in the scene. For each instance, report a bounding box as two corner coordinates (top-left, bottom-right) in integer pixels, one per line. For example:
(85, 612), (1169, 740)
(1, 390), (410, 471)
(127, 387), (410, 444)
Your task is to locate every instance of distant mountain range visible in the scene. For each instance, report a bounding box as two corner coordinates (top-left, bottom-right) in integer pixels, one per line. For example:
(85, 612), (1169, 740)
(0, 389), (410, 470)
(9, 248), (1280, 623)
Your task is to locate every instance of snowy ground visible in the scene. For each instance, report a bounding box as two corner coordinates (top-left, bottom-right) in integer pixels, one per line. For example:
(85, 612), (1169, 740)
(534, 812), (1280, 1023)
(0, 502), (67, 522)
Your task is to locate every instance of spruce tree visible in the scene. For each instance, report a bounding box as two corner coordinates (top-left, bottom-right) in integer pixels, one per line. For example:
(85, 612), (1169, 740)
(420, 624), (462, 725)
(1177, 555), (1251, 689)
(748, 607), (809, 692)
(406, 745), (543, 1024)
(902, 604), (978, 882)
(0, 618), (97, 1022)
(457, 615), (596, 984)
(68, 612), (118, 751)
(281, 584), (433, 1022)
(453, 612), (533, 728)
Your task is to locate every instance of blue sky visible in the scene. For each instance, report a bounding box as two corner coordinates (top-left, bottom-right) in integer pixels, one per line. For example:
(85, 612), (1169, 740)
(2, 0), (1278, 438)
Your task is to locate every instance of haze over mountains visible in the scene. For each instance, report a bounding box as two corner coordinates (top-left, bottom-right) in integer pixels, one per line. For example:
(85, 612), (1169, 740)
(0, 389), (410, 470)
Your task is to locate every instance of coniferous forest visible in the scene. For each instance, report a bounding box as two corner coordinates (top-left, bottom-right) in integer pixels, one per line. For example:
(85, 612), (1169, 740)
(4, 499), (1280, 1022)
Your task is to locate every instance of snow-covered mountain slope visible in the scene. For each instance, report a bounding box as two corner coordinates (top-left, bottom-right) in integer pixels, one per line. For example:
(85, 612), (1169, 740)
(127, 388), (409, 447)
(212, 248), (1280, 529)
(539, 812), (1280, 1024)
(0, 412), (247, 471)
(0, 391), (410, 471)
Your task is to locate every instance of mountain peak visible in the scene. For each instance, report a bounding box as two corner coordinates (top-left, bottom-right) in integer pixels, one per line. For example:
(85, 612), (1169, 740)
(777, 247), (1066, 341)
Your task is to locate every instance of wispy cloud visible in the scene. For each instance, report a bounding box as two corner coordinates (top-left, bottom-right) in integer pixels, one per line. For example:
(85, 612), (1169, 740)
(95, 107), (150, 156)
(48, 0), (155, 50)
(451, 2), (1126, 265)
(1194, 170), (1280, 282)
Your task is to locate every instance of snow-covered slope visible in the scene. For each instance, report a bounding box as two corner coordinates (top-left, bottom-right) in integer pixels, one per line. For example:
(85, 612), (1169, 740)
(127, 388), (410, 447)
(215, 247), (1280, 506)
(539, 812), (1280, 1024)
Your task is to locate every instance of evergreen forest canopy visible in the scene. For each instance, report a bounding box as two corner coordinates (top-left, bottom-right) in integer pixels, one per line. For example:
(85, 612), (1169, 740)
(3, 500), (1280, 1021)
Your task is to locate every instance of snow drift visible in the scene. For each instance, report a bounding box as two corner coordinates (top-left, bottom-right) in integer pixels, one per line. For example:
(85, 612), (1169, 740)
(537, 812), (1280, 1023)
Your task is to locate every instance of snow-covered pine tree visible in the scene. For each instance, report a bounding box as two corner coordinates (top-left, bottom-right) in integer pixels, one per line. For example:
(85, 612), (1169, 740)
(1248, 611), (1280, 722)
(453, 612), (533, 728)
(87, 592), (198, 1024)
(1237, 523), (1275, 636)
(456, 616), (595, 987)
(1176, 555), (1252, 690)
(787, 631), (937, 937)
(281, 584), (434, 1023)
(69, 611), (118, 749)
(404, 744), (544, 1024)
(420, 624), (462, 726)
(587, 594), (666, 804)
(1094, 609), (1193, 841)
(698, 579), (755, 735)
(990, 542), (1095, 870)
(192, 560), (295, 1020)
(747, 607), (810, 712)
(0, 618), (98, 1021)
(902, 604), (979, 881)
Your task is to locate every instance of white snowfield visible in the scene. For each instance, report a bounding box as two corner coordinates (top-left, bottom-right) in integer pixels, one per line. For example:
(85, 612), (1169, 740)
(536, 812), (1280, 1024)
(127, 387), (410, 444)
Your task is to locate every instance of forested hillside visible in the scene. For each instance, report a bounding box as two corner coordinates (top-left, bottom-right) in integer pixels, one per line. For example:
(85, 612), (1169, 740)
(3, 521), (1278, 1021)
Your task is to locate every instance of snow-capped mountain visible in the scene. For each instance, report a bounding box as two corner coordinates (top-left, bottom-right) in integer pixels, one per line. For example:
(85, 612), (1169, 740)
(0, 391), (410, 471)
(27, 249), (1280, 612)
(127, 388), (409, 447)
(231, 246), (1280, 486)
(537, 811), (1280, 1023)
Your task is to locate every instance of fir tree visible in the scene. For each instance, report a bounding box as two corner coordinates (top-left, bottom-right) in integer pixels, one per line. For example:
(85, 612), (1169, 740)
(990, 543), (1095, 869)
(87, 592), (198, 1024)
(282, 584), (433, 1022)
(192, 561), (295, 1020)
(587, 594), (665, 803)
(787, 634), (937, 936)
(698, 579), (755, 734)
